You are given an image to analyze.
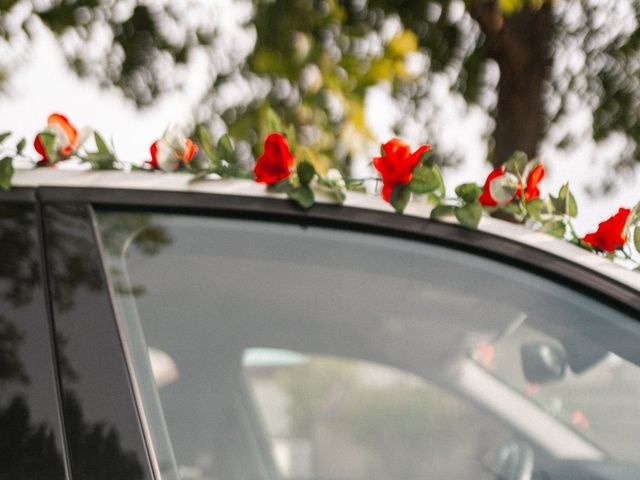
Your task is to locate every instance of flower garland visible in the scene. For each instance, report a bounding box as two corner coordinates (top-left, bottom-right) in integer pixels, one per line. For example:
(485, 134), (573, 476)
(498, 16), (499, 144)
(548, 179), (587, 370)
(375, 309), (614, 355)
(1, 112), (639, 269)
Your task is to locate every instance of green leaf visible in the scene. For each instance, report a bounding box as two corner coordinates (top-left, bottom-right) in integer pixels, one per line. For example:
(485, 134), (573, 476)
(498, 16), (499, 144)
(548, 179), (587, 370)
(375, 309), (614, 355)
(0, 157), (14, 191)
(454, 203), (482, 229)
(504, 151), (528, 175)
(217, 134), (235, 163)
(16, 138), (26, 155)
(0, 132), (10, 144)
(197, 124), (220, 167)
(409, 165), (440, 194)
(37, 132), (57, 163)
(432, 164), (445, 197)
(267, 179), (293, 194)
(525, 197), (543, 222)
(540, 220), (566, 238)
(430, 204), (455, 219)
(389, 184), (411, 214)
(455, 183), (482, 204)
(94, 132), (110, 154)
(558, 183), (578, 217)
(297, 160), (316, 185)
(84, 152), (116, 170)
(634, 227), (640, 254)
(288, 184), (315, 209)
(418, 148), (432, 165)
(330, 186), (347, 204)
(267, 108), (283, 132)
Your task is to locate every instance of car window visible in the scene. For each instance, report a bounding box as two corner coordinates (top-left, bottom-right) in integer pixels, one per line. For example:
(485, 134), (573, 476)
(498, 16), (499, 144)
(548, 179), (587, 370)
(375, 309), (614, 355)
(96, 210), (640, 480)
(242, 347), (511, 479)
(0, 202), (67, 479)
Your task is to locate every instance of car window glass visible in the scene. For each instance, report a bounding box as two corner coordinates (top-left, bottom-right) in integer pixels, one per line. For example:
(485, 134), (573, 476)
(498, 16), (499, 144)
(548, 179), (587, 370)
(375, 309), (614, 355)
(96, 211), (640, 480)
(0, 202), (67, 479)
(242, 347), (510, 479)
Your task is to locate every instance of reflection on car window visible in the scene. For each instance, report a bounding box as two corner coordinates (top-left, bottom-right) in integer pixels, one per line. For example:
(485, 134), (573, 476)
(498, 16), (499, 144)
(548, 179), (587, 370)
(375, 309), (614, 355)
(471, 321), (640, 461)
(97, 211), (640, 480)
(0, 203), (66, 479)
(243, 348), (509, 479)
(44, 204), (155, 480)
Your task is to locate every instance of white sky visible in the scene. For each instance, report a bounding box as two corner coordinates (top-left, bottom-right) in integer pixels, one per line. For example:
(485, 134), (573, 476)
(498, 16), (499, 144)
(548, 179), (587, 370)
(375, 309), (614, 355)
(1, 8), (638, 236)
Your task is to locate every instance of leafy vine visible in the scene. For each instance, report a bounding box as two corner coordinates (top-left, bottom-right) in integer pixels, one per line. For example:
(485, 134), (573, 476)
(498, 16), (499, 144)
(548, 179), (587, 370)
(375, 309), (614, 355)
(1, 111), (639, 270)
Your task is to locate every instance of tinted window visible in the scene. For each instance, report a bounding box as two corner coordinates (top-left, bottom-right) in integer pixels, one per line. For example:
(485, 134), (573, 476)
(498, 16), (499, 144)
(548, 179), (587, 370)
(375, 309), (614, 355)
(43, 204), (154, 480)
(0, 202), (67, 480)
(97, 211), (640, 480)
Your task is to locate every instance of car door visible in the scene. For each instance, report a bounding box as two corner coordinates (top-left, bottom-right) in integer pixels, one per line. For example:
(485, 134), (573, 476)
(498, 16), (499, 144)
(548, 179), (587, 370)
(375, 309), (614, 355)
(20, 186), (640, 480)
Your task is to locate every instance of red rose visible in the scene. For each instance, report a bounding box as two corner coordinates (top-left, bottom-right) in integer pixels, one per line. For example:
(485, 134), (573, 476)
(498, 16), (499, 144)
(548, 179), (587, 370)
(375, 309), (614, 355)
(582, 207), (631, 252)
(478, 163), (544, 206)
(373, 138), (430, 202)
(34, 113), (78, 163)
(525, 163), (544, 201)
(149, 141), (161, 169)
(254, 133), (294, 184)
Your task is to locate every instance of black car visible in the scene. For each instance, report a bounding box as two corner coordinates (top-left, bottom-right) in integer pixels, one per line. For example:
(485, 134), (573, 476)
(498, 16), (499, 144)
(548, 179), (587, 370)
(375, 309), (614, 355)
(3, 169), (640, 480)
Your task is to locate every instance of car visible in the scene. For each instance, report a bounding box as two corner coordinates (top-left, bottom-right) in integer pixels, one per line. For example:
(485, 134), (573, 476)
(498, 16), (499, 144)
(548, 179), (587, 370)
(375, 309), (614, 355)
(2, 168), (640, 480)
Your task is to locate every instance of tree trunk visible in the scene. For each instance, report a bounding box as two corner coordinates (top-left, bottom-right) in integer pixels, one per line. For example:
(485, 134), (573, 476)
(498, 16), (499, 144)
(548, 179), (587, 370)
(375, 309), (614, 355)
(469, 1), (553, 167)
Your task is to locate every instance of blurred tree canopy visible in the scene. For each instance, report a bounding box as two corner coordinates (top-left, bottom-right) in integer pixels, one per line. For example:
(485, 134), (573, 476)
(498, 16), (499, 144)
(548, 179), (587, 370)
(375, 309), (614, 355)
(1, 0), (640, 177)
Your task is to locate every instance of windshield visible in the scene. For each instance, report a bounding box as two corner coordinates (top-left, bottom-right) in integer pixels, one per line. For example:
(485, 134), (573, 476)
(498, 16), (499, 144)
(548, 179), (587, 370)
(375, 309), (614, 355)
(96, 210), (640, 480)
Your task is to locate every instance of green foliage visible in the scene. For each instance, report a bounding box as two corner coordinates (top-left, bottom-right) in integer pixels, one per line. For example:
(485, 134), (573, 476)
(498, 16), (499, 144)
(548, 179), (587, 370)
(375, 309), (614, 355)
(288, 184), (315, 210)
(197, 124), (220, 169)
(217, 134), (235, 164)
(504, 151), (529, 176)
(37, 132), (57, 163)
(430, 204), (455, 219)
(82, 132), (118, 170)
(454, 183), (482, 204)
(0, 156), (13, 191)
(297, 160), (316, 186)
(525, 197), (543, 222)
(556, 183), (578, 218)
(410, 165), (442, 194)
(390, 184), (411, 214)
(454, 203), (482, 229)
(15, 138), (25, 155)
(540, 219), (566, 238)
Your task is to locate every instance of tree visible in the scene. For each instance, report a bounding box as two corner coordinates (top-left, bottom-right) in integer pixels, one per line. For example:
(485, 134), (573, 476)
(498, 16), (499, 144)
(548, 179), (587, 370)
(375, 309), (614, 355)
(1, 0), (639, 180)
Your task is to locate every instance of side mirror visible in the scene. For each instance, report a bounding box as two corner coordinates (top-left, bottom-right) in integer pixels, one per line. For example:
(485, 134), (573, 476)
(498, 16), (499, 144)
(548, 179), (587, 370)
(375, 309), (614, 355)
(521, 342), (567, 384)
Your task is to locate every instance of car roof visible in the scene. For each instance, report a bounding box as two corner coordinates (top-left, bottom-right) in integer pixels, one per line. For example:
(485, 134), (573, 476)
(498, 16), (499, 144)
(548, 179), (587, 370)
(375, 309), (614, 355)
(11, 167), (640, 293)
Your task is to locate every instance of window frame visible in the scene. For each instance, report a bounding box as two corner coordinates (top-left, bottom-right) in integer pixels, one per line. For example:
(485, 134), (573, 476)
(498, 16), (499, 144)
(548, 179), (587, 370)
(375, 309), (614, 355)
(39, 184), (640, 317)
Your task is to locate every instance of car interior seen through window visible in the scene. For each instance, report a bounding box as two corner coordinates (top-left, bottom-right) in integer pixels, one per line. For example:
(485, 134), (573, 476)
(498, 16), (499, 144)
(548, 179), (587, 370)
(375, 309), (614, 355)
(96, 210), (640, 480)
